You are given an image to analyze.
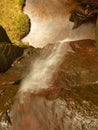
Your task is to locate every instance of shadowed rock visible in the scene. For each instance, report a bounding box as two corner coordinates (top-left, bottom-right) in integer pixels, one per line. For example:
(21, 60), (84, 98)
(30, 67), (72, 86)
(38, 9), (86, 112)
(0, 43), (24, 72)
(0, 26), (11, 43)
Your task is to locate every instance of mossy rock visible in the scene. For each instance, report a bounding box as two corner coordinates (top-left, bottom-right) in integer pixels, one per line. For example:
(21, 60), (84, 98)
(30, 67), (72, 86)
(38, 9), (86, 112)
(14, 13), (30, 41)
(0, 43), (24, 72)
(0, 0), (30, 45)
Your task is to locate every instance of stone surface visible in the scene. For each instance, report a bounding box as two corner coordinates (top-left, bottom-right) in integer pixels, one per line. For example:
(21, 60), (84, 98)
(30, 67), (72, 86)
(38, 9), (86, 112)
(0, 43), (24, 72)
(0, 39), (96, 130)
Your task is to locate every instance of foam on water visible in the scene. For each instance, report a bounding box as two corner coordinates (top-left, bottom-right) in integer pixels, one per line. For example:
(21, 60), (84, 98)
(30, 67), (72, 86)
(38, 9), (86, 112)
(19, 42), (71, 96)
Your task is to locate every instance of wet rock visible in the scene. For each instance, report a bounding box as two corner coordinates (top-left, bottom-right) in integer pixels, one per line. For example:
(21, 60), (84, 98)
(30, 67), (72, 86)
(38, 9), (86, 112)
(10, 39), (98, 130)
(0, 39), (98, 130)
(12, 94), (98, 130)
(0, 45), (40, 130)
(0, 43), (24, 72)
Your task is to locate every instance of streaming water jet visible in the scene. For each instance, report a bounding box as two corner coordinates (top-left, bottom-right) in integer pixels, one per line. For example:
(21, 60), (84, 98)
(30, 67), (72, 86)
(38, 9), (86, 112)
(19, 41), (71, 100)
(11, 41), (72, 130)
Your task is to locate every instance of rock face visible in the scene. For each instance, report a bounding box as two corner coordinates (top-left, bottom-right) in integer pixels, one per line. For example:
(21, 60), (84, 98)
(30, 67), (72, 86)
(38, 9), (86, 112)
(0, 26), (25, 72)
(8, 39), (98, 130)
(0, 43), (24, 72)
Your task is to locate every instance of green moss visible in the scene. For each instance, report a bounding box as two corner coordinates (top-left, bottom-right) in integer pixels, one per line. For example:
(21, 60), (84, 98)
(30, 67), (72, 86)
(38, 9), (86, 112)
(19, 0), (25, 7)
(0, 0), (30, 45)
(15, 14), (30, 40)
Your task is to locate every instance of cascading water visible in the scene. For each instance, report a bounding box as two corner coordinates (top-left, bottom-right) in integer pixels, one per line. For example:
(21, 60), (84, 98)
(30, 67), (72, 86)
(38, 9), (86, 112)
(19, 42), (71, 94)
(10, 0), (97, 129)
(11, 41), (72, 130)
(22, 0), (95, 48)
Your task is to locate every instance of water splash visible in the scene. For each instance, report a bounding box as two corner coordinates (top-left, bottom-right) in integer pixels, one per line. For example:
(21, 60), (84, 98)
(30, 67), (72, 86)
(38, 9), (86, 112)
(22, 0), (95, 48)
(19, 42), (71, 97)
(10, 41), (72, 130)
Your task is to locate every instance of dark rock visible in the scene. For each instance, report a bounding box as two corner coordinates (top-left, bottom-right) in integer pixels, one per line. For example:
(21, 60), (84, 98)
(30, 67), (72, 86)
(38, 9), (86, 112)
(70, 0), (98, 29)
(0, 43), (24, 72)
(0, 39), (98, 130)
(10, 39), (98, 130)
(0, 26), (11, 43)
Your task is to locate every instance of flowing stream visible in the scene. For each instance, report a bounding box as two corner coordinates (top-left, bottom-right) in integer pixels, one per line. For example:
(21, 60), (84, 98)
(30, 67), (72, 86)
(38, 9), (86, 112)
(11, 0), (97, 129)
(11, 40), (72, 129)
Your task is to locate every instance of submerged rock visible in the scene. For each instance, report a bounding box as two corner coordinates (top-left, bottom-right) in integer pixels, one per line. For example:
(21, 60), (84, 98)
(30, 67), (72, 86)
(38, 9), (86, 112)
(10, 39), (98, 130)
(0, 39), (98, 130)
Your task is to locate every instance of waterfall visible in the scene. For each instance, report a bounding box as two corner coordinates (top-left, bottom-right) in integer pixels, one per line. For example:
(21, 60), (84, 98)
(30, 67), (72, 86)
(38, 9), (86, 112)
(10, 1), (97, 129)
(22, 0), (95, 48)
(19, 41), (71, 101)
(11, 41), (72, 130)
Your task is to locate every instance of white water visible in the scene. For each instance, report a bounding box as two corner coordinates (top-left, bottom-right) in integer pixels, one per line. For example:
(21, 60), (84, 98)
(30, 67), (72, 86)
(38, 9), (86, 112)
(20, 0), (96, 99)
(19, 42), (71, 96)
(11, 1), (97, 129)
(22, 0), (95, 48)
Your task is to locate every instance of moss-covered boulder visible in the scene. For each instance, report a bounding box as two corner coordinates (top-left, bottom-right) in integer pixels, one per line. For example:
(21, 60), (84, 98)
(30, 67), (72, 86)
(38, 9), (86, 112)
(0, 0), (30, 45)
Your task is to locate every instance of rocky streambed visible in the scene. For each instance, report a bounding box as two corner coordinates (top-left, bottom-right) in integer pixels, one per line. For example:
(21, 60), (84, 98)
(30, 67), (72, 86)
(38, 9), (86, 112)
(0, 0), (98, 130)
(0, 39), (98, 130)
